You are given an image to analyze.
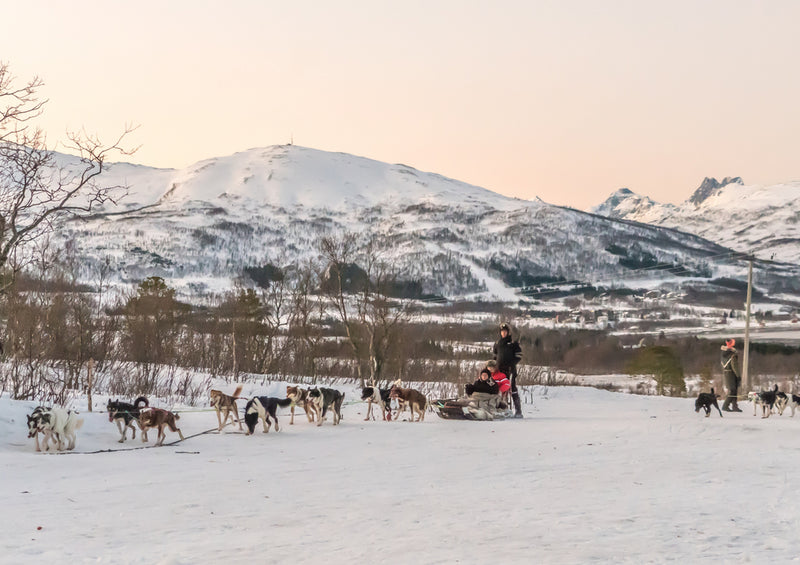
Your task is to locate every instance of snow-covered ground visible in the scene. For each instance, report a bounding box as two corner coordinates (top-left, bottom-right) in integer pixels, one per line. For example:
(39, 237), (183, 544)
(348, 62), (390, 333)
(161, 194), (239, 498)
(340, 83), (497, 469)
(2, 384), (799, 564)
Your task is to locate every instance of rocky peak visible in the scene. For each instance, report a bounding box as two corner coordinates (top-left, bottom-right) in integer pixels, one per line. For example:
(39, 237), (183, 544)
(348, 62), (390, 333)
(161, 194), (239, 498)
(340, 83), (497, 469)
(689, 176), (743, 206)
(591, 188), (650, 218)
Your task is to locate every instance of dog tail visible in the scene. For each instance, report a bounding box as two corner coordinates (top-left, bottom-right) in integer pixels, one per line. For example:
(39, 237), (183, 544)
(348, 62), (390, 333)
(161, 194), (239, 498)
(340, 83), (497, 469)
(134, 396), (149, 408)
(277, 397), (293, 408)
(232, 385), (244, 399)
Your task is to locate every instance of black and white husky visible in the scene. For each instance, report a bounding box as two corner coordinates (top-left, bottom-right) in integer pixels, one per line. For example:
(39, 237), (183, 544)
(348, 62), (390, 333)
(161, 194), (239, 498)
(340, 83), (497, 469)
(26, 407), (56, 452)
(26, 406), (84, 451)
(751, 385), (779, 418)
(361, 385), (392, 421)
(107, 396), (149, 442)
(309, 387), (345, 426)
(244, 396), (293, 434)
(776, 392), (800, 416)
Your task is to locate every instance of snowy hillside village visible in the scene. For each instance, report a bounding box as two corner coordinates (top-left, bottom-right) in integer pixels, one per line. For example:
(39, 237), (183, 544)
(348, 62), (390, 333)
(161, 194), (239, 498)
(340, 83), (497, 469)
(4, 97), (800, 562)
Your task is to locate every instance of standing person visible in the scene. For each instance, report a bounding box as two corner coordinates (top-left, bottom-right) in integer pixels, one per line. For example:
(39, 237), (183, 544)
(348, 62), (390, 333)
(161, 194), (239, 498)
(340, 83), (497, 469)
(493, 322), (523, 418)
(720, 338), (742, 412)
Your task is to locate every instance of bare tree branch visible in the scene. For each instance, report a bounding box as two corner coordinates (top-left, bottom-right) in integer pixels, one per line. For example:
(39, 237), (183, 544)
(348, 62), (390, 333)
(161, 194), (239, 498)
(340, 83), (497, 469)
(0, 63), (137, 286)
(319, 234), (414, 384)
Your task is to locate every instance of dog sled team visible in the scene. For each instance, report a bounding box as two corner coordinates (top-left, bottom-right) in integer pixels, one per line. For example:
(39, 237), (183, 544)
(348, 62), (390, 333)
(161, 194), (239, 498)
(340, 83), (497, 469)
(25, 381), (420, 452)
(25, 322), (526, 451)
(30, 329), (797, 451)
(695, 338), (800, 419)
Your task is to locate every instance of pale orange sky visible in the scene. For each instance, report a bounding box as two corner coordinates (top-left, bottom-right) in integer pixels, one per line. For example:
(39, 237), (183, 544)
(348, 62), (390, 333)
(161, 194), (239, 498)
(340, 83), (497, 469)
(3, 0), (799, 209)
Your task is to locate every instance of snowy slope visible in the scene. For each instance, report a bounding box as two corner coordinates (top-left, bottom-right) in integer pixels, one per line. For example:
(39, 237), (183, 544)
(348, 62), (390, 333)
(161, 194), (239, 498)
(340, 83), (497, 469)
(2, 384), (798, 564)
(592, 177), (800, 263)
(161, 146), (523, 211)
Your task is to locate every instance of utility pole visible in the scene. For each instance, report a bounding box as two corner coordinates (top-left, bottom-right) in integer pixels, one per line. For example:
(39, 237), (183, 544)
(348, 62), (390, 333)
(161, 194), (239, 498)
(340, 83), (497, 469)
(742, 258), (753, 394)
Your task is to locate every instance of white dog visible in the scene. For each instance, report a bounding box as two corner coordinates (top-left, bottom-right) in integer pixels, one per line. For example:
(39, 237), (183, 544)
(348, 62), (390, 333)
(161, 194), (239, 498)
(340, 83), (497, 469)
(27, 406), (84, 451)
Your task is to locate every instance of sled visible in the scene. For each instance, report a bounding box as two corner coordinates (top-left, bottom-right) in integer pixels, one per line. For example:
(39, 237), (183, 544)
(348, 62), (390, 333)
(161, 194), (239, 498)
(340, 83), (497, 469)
(431, 399), (511, 421)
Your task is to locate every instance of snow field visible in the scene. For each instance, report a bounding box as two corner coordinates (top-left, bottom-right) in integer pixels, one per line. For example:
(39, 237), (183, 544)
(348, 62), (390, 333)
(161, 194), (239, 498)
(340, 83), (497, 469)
(2, 385), (800, 564)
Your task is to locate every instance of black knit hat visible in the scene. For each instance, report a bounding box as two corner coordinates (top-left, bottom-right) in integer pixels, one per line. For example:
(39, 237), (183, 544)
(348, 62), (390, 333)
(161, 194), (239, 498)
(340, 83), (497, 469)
(500, 323), (510, 332)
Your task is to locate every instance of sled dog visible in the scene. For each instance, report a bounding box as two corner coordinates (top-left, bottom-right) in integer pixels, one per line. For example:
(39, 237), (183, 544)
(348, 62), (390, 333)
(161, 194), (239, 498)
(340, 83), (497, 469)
(244, 396), (293, 434)
(389, 383), (427, 422)
(361, 384), (393, 421)
(107, 396), (149, 442)
(776, 392), (800, 417)
(751, 385), (779, 418)
(308, 387), (345, 426)
(138, 407), (184, 446)
(694, 388), (723, 418)
(26, 407), (57, 452)
(27, 406), (84, 451)
(286, 386), (319, 425)
(209, 385), (243, 431)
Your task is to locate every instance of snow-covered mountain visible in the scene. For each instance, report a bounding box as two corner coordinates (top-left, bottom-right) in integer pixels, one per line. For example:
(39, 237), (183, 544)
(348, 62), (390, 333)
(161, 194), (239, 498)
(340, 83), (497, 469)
(49, 146), (797, 301)
(592, 177), (800, 264)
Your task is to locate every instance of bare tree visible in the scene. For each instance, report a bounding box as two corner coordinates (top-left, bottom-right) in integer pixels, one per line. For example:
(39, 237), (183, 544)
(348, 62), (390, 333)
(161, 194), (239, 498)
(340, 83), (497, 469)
(217, 287), (264, 379)
(0, 62), (136, 287)
(260, 268), (293, 376)
(320, 234), (414, 385)
(289, 260), (330, 382)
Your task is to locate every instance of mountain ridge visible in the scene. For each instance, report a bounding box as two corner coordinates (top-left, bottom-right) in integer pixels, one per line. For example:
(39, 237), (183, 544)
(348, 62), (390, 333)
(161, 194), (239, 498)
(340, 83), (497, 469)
(41, 146), (798, 302)
(591, 176), (800, 263)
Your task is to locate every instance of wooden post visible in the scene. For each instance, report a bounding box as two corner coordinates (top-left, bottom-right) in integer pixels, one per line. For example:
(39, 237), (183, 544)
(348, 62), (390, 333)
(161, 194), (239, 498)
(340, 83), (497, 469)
(87, 358), (94, 412)
(742, 259), (753, 394)
(232, 320), (237, 382)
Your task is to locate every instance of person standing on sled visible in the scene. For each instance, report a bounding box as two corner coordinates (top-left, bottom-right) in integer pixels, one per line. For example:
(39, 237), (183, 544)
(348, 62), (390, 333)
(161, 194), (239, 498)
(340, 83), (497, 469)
(494, 322), (523, 418)
(720, 339), (742, 412)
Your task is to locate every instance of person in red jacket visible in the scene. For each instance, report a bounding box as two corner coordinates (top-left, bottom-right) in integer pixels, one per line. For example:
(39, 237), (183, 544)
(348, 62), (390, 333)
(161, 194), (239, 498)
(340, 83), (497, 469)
(486, 360), (511, 398)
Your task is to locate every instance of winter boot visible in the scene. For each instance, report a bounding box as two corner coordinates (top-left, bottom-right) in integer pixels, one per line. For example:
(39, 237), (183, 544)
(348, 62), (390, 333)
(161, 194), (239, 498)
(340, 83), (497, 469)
(722, 397), (733, 411)
(512, 392), (523, 418)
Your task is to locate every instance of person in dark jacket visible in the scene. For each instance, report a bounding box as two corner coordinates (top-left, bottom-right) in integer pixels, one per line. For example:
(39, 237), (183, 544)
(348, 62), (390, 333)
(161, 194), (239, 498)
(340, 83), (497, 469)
(465, 365), (500, 396)
(494, 322), (523, 418)
(720, 338), (742, 412)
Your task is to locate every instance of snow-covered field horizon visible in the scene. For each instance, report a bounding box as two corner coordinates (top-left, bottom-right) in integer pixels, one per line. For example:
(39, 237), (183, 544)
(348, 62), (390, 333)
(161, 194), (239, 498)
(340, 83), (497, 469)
(2, 383), (798, 564)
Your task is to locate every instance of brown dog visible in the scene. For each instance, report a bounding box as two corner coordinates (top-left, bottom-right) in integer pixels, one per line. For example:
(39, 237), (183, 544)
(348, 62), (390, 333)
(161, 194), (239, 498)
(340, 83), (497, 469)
(286, 385), (319, 425)
(389, 383), (427, 422)
(138, 407), (185, 446)
(210, 385), (243, 431)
